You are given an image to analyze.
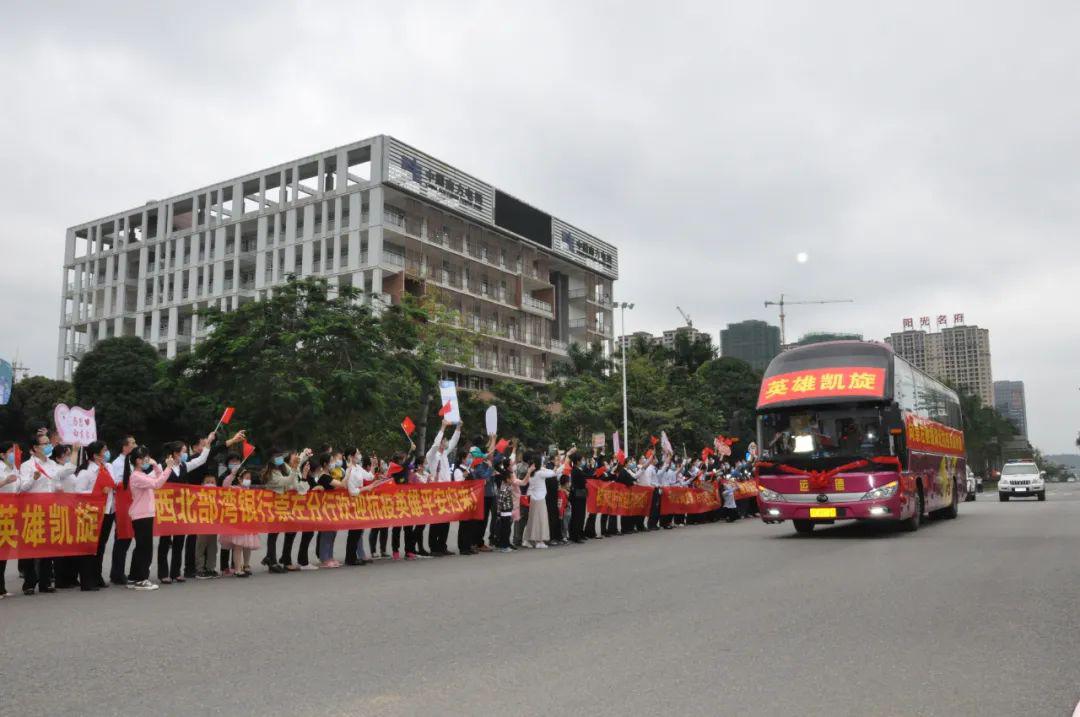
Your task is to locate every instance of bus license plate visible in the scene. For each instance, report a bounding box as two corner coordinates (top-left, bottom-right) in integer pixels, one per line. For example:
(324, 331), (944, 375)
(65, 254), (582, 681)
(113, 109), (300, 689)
(809, 507), (837, 518)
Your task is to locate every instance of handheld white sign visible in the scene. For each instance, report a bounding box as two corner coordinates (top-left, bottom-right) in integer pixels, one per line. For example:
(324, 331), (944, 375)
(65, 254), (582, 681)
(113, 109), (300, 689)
(54, 404), (98, 444)
(485, 405), (498, 436)
(438, 380), (462, 424)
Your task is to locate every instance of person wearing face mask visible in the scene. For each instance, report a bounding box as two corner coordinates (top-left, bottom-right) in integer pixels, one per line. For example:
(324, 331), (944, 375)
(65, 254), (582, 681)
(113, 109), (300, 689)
(179, 430), (246, 579)
(193, 452), (238, 579)
(314, 452), (345, 568)
(424, 420), (462, 557)
(282, 448), (314, 570)
(124, 445), (176, 590)
(18, 433), (77, 595)
(155, 439), (204, 584)
(0, 440), (21, 598)
(221, 468), (259, 577)
(261, 449), (297, 573)
(105, 435), (136, 586)
(344, 451), (383, 566)
(70, 441), (114, 592)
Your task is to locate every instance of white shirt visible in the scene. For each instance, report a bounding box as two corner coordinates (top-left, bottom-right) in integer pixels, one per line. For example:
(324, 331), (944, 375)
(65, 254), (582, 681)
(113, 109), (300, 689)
(107, 452), (131, 513)
(19, 455), (75, 493)
(0, 462), (19, 494)
(72, 465), (101, 494)
(345, 465), (373, 496)
(528, 468), (554, 500)
(638, 465), (657, 488)
(425, 427), (461, 482)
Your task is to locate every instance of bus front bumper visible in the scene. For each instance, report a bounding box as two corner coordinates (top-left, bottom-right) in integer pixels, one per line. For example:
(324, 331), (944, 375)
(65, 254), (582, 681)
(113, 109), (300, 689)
(758, 494), (905, 522)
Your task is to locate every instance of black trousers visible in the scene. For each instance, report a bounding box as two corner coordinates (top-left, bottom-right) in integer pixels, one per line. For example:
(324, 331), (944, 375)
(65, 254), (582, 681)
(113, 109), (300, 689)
(266, 532), (280, 564)
(413, 524), (427, 553)
(429, 523), (450, 553)
(156, 534), (184, 580)
(220, 548), (229, 572)
(129, 517), (154, 583)
(78, 552), (97, 590)
(0, 560), (5, 594)
(55, 556), (80, 587)
(456, 520), (472, 553)
(281, 532), (296, 565)
(494, 515), (512, 548)
(648, 489), (661, 529)
(95, 512), (115, 584)
(297, 531), (314, 565)
(391, 526), (417, 554)
(368, 527), (388, 556)
(183, 534), (197, 576)
(344, 529), (365, 563)
(545, 482), (563, 542)
(585, 512), (600, 538)
(110, 535), (131, 584)
(569, 494), (587, 541)
(21, 557), (53, 592)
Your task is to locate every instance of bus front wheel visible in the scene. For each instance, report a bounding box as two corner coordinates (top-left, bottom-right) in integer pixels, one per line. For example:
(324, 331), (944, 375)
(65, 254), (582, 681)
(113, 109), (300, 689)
(900, 489), (923, 532)
(793, 520), (815, 535)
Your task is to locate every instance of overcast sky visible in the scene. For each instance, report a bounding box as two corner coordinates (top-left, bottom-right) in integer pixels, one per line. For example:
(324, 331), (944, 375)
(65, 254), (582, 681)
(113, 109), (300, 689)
(2, 2), (1077, 452)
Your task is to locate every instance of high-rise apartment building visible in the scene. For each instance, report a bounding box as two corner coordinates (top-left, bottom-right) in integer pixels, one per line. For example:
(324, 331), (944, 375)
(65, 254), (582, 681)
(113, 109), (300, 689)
(57, 136), (617, 389)
(993, 380), (1028, 437)
(886, 323), (993, 406)
(720, 320), (780, 372)
(659, 326), (712, 351)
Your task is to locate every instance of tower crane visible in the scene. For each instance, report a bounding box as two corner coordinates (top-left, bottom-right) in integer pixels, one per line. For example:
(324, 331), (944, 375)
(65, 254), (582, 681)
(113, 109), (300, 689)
(676, 306), (693, 328)
(764, 294), (854, 345)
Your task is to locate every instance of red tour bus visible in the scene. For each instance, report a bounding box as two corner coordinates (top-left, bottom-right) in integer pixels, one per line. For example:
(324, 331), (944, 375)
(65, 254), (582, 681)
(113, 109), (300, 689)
(754, 340), (967, 534)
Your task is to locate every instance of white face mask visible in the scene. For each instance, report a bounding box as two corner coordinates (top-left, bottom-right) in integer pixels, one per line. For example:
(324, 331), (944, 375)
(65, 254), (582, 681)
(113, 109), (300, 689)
(241, 478), (251, 488)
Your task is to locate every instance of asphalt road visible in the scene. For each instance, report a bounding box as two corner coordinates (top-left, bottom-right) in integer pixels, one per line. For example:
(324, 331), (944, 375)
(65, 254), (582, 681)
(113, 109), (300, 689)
(3, 485), (1080, 716)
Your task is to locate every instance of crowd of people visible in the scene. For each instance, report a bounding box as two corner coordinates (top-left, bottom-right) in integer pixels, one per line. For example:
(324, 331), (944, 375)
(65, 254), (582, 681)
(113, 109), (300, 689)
(0, 422), (760, 597)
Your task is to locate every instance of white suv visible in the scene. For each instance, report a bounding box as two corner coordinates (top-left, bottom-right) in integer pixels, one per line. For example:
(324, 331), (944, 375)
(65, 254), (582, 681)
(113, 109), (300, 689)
(998, 462), (1045, 502)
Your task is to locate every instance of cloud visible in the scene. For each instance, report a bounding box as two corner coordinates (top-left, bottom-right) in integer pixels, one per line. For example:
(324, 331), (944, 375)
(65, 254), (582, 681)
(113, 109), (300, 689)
(1, 1), (1076, 451)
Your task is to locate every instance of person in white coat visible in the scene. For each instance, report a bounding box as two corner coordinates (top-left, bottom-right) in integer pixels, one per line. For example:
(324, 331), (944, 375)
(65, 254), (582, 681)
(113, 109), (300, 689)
(0, 441), (20, 598)
(424, 420), (461, 556)
(18, 433), (77, 594)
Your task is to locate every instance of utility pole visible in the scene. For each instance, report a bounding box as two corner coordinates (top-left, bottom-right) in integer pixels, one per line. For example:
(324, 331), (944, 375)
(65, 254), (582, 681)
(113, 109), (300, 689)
(618, 301), (634, 447)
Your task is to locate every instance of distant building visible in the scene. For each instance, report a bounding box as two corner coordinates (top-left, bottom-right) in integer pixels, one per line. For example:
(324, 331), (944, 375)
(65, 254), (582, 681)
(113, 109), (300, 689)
(994, 380), (1028, 438)
(720, 320), (780, 372)
(791, 331), (863, 347)
(618, 330), (657, 351)
(659, 326), (711, 351)
(886, 322), (993, 407)
(619, 326), (711, 352)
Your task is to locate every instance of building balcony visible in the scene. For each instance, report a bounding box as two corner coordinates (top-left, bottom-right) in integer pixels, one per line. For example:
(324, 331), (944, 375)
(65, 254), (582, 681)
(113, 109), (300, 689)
(568, 288), (613, 308)
(522, 295), (554, 318)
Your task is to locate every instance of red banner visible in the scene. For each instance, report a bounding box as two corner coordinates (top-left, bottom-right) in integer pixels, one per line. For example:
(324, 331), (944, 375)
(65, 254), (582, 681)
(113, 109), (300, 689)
(147, 481), (485, 536)
(758, 366), (886, 407)
(0, 493), (106, 560)
(660, 485), (722, 514)
(585, 479), (652, 517)
(905, 414), (965, 456)
(732, 479), (760, 500)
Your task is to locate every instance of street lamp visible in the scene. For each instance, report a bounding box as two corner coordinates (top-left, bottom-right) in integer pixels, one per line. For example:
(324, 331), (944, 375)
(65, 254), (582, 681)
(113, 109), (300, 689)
(617, 301), (634, 450)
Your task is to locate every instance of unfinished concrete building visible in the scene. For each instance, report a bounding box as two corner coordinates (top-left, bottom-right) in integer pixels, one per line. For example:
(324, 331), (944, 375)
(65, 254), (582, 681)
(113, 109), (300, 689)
(58, 135), (618, 388)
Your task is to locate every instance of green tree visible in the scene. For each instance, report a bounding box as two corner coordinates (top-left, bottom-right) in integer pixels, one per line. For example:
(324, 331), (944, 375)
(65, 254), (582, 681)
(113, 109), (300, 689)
(176, 278), (390, 449)
(73, 336), (169, 447)
(0, 376), (75, 439)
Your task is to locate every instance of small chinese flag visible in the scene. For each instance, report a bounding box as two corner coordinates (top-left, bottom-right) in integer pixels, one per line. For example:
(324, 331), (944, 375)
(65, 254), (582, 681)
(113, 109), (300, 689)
(242, 441), (255, 460)
(702, 447), (714, 460)
(494, 438), (510, 454)
(386, 462), (404, 477)
(645, 448), (655, 460)
(220, 407), (236, 425)
(35, 461), (51, 479)
(438, 400), (453, 417)
(13, 445), (22, 469)
(401, 416), (416, 436)
(649, 435), (659, 446)
(593, 466), (608, 478)
(93, 464), (114, 495)
(615, 450), (626, 464)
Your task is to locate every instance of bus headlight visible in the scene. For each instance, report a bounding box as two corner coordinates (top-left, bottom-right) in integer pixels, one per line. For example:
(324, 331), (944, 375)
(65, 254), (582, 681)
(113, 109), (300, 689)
(861, 481), (898, 501)
(758, 487), (784, 502)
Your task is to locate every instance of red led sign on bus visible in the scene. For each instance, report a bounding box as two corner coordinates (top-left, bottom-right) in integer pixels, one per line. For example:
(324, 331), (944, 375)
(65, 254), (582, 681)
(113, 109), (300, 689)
(757, 366), (887, 407)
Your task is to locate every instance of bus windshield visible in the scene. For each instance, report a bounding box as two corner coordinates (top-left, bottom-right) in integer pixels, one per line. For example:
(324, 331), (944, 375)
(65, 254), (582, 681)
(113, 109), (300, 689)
(759, 404), (890, 464)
